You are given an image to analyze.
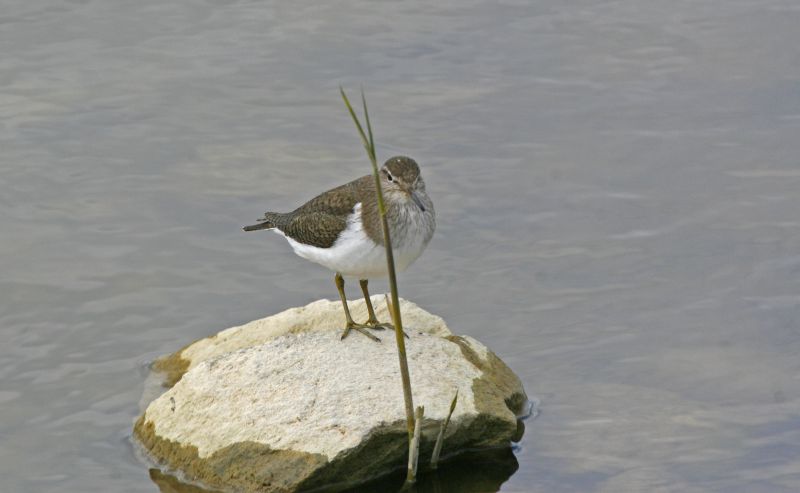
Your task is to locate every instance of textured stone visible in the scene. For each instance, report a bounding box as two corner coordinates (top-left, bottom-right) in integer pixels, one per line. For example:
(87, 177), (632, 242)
(135, 297), (527, 492)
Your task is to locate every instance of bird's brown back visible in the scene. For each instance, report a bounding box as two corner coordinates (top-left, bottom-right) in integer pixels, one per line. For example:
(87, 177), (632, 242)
(263, 175), (382, 248)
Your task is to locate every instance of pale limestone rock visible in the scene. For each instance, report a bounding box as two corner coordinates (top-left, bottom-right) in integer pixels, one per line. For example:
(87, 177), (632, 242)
(135, 298), (527, 493)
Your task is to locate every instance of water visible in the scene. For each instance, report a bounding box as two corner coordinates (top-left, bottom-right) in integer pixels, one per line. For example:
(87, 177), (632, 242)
(3, 1), (800, 491)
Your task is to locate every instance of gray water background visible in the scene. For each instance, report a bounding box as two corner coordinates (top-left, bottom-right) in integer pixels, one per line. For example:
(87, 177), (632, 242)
(3, 0), (800, 491)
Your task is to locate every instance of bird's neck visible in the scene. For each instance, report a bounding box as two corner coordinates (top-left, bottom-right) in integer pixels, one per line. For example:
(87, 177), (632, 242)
(360, 192), (427, 247)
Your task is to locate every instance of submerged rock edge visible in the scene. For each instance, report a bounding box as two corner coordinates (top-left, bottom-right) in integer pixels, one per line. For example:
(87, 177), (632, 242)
(134, 406), (523, 493)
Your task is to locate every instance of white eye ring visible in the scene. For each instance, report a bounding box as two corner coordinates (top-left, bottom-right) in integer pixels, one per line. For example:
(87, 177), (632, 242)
(386, 173), (394, 182)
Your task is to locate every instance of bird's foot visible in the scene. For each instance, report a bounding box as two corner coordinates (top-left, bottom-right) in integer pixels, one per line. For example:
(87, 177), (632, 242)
(363, 316), (392, 331)
(340, 322), (382, 343)
(363, 318), (411, 339)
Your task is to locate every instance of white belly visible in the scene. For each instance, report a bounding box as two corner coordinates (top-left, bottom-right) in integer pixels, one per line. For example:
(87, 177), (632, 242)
(278, 203), (431, 279)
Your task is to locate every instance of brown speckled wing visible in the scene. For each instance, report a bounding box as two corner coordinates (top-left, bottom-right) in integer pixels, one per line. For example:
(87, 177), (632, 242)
(295, 176), (367, 215)
(278, 175), (375, 248)
(281, 212), (348, 248)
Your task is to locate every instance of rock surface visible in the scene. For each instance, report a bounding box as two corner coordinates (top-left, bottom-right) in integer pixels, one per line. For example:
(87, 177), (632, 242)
(134, 298), (527, 493)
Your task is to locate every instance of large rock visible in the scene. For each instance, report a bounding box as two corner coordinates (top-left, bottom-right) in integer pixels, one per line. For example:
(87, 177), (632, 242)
(134, 298), (527, 493)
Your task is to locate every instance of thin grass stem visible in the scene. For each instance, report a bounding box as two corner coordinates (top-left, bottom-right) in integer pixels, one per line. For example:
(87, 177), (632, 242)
(405, 405), (424, 487)
(430, 389), (459, 469)
(340, 87), (416, 440)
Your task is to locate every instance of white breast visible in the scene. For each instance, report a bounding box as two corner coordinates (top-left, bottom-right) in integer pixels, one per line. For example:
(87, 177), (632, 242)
(276, 203), (432, 279)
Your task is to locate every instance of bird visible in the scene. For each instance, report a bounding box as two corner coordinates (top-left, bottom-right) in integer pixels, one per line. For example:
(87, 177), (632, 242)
(243, 156), (435, 342)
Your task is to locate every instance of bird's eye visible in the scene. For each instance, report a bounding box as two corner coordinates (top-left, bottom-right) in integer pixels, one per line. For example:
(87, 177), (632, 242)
(386, 173), (394, 182)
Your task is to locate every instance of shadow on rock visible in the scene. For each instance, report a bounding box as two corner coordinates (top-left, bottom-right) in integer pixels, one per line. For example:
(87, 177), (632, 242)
(149, 447), (518, 493)
(339, 447), (520, 493)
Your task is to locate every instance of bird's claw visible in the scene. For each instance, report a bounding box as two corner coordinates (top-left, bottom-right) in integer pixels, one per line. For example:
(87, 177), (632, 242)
(340, 323), (382, 343)
(365, 319), (410, 339)
(364, 318), (391, 331)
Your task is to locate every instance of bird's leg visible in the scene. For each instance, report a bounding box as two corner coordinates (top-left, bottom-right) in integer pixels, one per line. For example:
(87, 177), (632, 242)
(359, 279), (393, 330)
(336, 273), (380, 342)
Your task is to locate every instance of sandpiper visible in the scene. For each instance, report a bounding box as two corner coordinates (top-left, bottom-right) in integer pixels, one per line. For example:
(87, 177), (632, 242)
(244, 156), (435, 341)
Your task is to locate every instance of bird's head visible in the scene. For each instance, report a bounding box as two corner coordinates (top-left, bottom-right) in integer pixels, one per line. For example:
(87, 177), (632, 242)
(380, 156), (428, 211)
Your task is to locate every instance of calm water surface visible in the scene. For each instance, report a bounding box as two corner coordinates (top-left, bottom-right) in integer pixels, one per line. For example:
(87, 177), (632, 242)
(3, 1), (800, 491)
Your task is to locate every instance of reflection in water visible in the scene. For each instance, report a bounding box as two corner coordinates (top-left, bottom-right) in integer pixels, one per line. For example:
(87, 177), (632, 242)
(150, 469), (221, 493)
(149, 448), (519, 493)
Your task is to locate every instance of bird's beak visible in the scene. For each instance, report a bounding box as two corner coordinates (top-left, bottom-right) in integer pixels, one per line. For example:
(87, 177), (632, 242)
(410, 190), (426, 212)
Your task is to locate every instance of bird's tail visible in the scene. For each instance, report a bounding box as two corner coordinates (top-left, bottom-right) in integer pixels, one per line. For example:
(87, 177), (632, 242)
(242, 217), (275, 231)
(243, 219), (275, 232)
(243, 212), (286, 232)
